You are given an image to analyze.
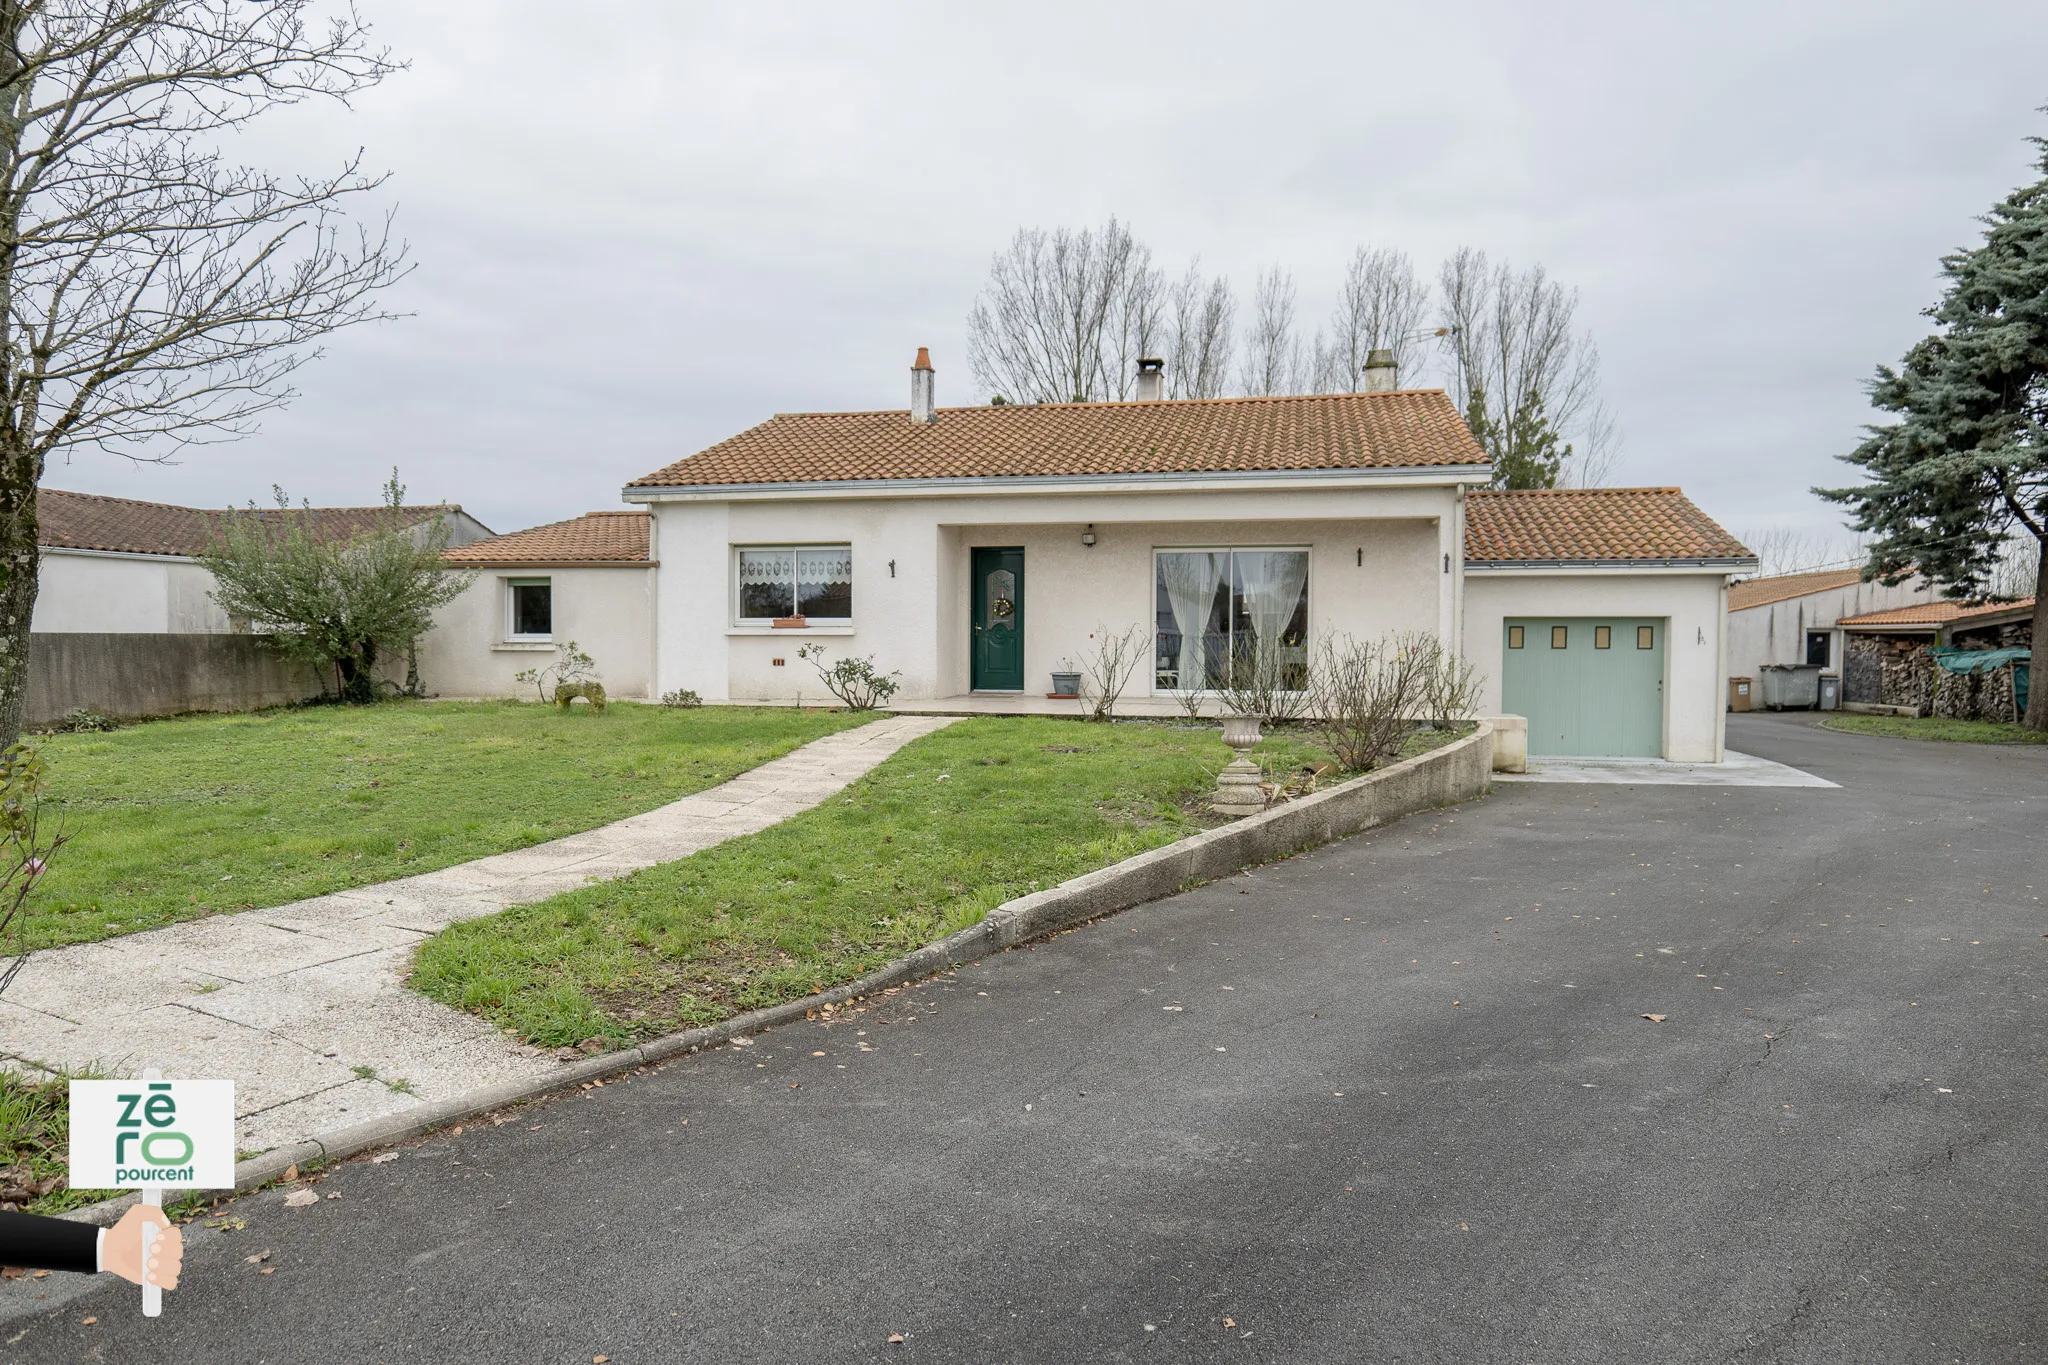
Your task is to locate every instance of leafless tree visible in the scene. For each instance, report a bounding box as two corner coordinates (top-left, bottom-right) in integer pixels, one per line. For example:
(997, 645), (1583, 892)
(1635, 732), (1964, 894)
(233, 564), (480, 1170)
(1164, 261), (1234, 399)
(1238, 266), (1303, 397)
(1994, 534), (2041, 600)
(966, 217), (1166, 404)
(1312, 246), (1428, 393)
(1436, 247), (1619, 488)
(0, 2), (408, 744)
(1738, 527), (1871, 579)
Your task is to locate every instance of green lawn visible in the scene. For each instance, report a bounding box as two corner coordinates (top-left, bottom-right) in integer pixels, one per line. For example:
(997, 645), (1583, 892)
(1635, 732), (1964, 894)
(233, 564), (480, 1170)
(26, 701), (869, 949)
(1824, 713), (2047, 745)
(411, 717), (1466, 1048)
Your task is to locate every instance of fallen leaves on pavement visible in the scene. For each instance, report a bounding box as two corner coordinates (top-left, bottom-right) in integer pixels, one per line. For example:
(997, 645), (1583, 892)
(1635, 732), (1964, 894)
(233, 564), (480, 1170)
(283, 1188), (319, 1208)
(1642, 1014), (1667, 1023)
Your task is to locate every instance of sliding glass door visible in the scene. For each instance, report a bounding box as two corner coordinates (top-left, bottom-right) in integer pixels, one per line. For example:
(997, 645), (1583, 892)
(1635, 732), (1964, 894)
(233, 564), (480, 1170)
(1153, 548), (1309, 692)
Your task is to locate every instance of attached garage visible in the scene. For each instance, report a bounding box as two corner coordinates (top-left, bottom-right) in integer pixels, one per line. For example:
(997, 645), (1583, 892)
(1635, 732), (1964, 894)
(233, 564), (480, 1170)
(1461, 489), (1756, 763)
(1500, 617), (1665, 757)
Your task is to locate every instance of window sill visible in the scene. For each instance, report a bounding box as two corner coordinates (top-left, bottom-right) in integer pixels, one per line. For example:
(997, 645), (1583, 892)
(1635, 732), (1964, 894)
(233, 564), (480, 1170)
(492, 641), (558, 652)
(725, 625), (856, 636)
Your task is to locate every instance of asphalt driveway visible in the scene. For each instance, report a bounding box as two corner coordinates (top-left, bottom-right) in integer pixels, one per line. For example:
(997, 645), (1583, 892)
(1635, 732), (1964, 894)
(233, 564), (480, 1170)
(6, 713), (2043, 1364)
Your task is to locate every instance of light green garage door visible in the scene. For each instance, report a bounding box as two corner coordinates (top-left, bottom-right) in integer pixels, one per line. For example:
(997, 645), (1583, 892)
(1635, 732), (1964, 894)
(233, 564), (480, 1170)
(1502, 618), (1665, 758)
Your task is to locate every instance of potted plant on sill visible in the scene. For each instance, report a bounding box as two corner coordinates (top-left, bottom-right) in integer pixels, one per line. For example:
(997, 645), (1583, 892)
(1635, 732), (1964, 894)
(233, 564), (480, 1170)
(771, 614), (807, 629)
(1049, 658), (1082, 698)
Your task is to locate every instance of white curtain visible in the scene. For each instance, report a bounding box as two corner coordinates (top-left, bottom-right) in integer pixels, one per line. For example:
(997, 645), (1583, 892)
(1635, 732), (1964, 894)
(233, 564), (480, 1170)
(738, 550), (794, 585)
(1158, 553), (1224, 689)
(1234, 551), (1309, 677)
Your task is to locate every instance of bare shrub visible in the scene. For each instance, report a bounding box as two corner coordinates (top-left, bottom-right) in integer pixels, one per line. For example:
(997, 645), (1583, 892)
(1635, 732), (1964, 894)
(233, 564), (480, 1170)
(1406, 633), (1483, 730)
(1307, 634), (1427, 771)
(1216, 636), (1311, 724)
(1079, 625), (1147, 721)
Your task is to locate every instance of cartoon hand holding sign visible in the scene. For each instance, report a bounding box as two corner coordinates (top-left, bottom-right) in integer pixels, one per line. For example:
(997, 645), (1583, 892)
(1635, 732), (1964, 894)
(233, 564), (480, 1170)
(63, 1069), (233, 1316)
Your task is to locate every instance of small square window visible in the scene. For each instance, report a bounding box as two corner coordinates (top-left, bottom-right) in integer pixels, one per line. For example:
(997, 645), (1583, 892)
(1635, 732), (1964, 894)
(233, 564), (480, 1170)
(509, 579), (551, 639)
(1595, 626), (1612, 649)
(1551, 625), (1568, 649)
(1637, 625), (1655, 649)
(1508, 625), (1524, 649)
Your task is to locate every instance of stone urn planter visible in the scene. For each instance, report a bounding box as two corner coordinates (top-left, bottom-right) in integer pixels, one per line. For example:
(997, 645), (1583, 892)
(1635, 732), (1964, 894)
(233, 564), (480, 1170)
(1210, 714), (1267, 819)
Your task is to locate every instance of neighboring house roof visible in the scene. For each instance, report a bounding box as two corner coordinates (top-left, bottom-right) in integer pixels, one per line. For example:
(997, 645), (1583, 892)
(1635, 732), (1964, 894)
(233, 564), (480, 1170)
(1727, 567), (1867, 611)
(626, 389), (1490, 489)
(1463, 488), (1755, 566)
(443, 511), (652, 566)
(1839, 597), (2035, 630)
(37, 488), (472, 558)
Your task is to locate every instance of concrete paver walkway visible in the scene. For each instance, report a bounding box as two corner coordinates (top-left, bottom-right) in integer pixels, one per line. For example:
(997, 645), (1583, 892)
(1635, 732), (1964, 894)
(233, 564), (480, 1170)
(0, 714), (955, 1153)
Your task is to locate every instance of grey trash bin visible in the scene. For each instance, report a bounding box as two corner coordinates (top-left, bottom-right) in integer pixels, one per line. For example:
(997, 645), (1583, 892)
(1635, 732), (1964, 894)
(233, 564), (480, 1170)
(1818, 674), (1840, 711)
(1759, 663), (1823, 710)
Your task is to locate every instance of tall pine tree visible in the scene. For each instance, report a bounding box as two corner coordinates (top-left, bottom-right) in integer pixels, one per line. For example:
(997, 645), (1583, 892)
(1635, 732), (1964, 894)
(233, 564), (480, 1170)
(1820, 125), (2048, 730)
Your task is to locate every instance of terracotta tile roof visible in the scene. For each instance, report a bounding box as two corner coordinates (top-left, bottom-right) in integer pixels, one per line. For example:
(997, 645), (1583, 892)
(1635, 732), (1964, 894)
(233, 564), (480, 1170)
(1839, 597), (2035, 628)
(1463, 488), (1754, 564)
(627, 389), (1488, 488)
(37, 488), (466, 558)
(1727, 567), (1866, 611)
(443, 511), (651, 566)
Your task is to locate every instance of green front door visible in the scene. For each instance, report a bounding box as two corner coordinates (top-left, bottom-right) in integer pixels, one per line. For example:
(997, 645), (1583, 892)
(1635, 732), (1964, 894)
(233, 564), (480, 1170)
(1502, 617), (1665, 757)
(970, 547), (1025, 691)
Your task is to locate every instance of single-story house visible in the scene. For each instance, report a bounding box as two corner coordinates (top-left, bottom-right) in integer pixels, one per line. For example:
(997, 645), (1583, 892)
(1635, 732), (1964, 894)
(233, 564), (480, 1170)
(613, 351), (1757, 761)
(1725, 566), (1935, 693)
(424, 511), (657, 700)
(1840, 595), (2034, 719)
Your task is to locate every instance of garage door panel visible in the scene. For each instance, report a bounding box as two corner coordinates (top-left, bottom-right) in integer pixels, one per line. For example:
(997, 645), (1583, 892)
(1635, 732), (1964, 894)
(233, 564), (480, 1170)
(1502, 617), (1664, 758)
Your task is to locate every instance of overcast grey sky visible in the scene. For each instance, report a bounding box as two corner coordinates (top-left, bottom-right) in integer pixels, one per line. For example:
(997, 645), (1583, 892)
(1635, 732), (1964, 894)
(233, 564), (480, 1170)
(45, 1), (2048, 548)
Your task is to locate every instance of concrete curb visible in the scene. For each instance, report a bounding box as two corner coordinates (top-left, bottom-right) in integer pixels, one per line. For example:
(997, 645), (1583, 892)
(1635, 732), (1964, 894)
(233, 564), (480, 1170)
(62, 722), (1493, 1228)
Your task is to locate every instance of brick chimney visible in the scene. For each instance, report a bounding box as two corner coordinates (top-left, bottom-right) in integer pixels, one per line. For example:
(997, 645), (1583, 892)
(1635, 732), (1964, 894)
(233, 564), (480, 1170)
(910, 347), (937, 424)
(1135, 356), (1165, 401)
(1362, 348), (1398, 393)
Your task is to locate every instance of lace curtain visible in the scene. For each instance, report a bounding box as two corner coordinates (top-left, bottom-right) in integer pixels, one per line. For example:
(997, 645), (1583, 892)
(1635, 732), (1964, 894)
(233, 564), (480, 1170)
(1235, 551), (1309, 673)
(1158, 552), (1225, 689)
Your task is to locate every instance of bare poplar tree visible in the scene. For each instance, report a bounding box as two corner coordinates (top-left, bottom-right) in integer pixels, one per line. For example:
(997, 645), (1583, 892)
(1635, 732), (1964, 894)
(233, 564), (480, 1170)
(1238, 266), (1302, 397)
(1164, 262), (1233, 399)
(1436, 247), (1619, 488)
(1312, 246), (1427, 392)
(965, 217), (1165, 404)
(0, 2), (407, 744)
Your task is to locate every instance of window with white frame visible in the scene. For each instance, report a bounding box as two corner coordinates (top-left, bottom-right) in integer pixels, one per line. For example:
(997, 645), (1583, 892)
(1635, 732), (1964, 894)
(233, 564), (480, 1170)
(1154, 548), (1309, 691)
(507, 578), (552, 640)
(735, 545), (853, 623)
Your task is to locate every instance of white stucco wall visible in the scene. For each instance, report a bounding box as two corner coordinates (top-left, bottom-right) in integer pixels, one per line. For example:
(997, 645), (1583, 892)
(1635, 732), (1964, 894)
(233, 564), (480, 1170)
(417, 566), (657, 701)
(1462, 569), (1730, 763)
(33, 550), (232, 633)
(646, 483), (1461, 703)
(1726, 574), (1934, 681)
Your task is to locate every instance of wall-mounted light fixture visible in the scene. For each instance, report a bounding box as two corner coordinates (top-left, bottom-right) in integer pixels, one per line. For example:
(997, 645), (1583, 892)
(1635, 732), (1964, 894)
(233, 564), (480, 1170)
(888, 559), (896, 578)
(1443, 552), (1450, 574)
(1081, 524), (1097, 547)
